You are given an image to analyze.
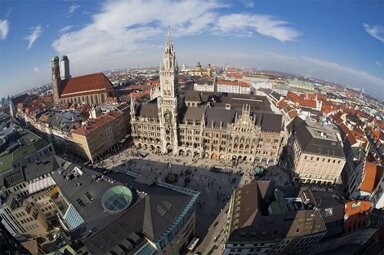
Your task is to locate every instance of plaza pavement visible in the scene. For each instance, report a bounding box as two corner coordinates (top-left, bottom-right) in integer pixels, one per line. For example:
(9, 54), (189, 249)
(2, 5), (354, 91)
(90, 147), (294, 254)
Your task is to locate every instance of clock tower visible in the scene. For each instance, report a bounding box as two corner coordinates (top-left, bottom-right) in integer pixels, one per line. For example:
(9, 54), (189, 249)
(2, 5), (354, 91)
(158, 28), (179, 155)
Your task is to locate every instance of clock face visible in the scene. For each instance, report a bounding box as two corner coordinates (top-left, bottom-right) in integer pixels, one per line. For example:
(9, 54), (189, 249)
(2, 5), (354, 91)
(165, 80), (169, 84)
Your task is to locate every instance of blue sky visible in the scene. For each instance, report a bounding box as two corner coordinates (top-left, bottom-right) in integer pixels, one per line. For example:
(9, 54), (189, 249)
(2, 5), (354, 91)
(0, 0), (383, 99)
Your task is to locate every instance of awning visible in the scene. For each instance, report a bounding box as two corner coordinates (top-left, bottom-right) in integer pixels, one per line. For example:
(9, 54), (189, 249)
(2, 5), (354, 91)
(28, 176), (56, 194)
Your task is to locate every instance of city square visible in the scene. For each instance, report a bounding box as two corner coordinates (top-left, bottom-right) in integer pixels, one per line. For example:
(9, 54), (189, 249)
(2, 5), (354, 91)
(1, 1), (383, 254)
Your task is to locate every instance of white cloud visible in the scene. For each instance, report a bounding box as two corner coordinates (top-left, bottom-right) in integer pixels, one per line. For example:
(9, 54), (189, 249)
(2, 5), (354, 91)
(60, 25), (72, 34)
(303, 56), (384, 90)
(376, 60), (382, 69)
(53, 0), (222, 70)
(25, 25), (43, 49)
(33, 67), (39, 73)
(67, 4), (81, 17)
(52, 0), (301, 74)
(0, 19), (9, 40)
(239, 0), (255, 8)
(216, 14), (301, 42)
(363, 23), (384, 43)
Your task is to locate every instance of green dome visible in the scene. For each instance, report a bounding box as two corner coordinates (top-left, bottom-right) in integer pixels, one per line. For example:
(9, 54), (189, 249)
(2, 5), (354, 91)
(61, 55), (69, 61)
(51, 56), (59, 62)
(101, 185), (133, 213)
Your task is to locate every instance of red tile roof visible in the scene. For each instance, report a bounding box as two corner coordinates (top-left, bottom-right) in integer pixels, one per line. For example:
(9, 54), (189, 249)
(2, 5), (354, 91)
(299, 99), (316, 108)
(217, 79), (250, 87)
(321, 105), (333, 114)
(60, 73), (114, 97)
(277, 99), (288, 109)
(130, 89), (150, 98)
(287, 91), (301, 103)
(147, 80), (160, 86)
(356, 110), (369, 119)
(375, 119), (384, 130)
(288, 110), (298, 119)
(360, 161), (383, 193)
(225, 67), (237, 72)
(344, 200), (372, 216)
(338, 123), (357, 145)
(306, 93), (317, 100)
(371, 128), (383, 141)
(286, 92), (317, 108)
(226, 72), (244, 79)
(121, 83), (158, 92)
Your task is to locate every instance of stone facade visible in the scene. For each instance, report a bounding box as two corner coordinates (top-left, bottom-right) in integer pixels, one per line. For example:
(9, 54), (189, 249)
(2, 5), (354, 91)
(70, 110), (129, 162)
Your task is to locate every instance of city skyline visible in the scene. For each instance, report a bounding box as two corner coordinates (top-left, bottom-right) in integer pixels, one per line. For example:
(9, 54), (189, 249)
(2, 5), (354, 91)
(0, 0), (383, 99)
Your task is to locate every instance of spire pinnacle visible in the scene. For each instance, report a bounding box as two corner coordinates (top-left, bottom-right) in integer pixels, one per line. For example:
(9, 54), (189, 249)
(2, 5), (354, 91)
(166, 26), (172, 45)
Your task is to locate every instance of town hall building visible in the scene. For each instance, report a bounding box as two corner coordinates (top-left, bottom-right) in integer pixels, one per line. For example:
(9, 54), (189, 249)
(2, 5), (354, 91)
(130, 31), (286, 165)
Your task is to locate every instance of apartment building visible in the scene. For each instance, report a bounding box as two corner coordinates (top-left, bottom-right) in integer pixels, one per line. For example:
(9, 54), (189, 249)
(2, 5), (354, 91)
(288, 117), (346, 185)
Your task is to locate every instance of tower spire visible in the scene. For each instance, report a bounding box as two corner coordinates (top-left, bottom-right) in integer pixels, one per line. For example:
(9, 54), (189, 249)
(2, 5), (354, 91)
(167, 25), (172, 45)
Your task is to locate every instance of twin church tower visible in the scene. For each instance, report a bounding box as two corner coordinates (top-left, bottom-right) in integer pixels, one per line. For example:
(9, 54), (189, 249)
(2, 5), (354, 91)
(51, 55), (71, 104)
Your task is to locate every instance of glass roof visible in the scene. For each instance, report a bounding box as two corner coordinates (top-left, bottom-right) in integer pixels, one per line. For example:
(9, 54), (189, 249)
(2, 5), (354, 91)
(102, 185), (133, 213)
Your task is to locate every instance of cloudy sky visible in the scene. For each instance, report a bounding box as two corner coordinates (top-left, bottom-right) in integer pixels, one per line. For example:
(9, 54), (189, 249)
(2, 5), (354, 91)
(0, 0), (383, 99)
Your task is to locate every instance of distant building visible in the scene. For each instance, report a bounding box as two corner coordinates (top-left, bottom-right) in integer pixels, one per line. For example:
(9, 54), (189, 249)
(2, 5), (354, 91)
(193, 78), (215, 92)
(251, 81), (272, 91)
(288, 78), (315, 91)
(188, 62), (212, 77)
(288, 117), (346, 185)
(216, 79), (251, 94)
(51, 158), (199, 255)
(224, 181), (327, 255)
(51, 55), (115, 105)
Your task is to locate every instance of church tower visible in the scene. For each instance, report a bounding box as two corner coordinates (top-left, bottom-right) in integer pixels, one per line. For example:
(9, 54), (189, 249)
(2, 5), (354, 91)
(158, 28), (179, 155)
(51, 56), (61, 105)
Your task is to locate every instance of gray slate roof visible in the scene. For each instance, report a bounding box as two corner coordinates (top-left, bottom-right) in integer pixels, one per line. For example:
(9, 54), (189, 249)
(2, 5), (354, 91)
(182, 106), (206, 122)
(290, 117), (345, 158)
(137, 103), (159, 118)
(256, 113), (283, 132)
(205, 107), (236, 128)
(184, 90), (201, 102)
(0, 155), (59, 188)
